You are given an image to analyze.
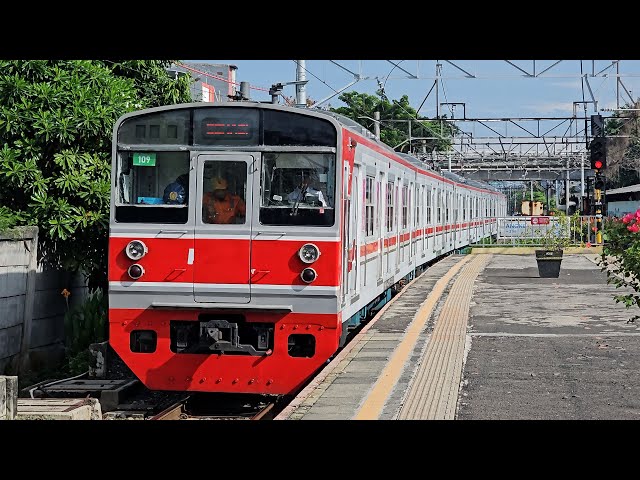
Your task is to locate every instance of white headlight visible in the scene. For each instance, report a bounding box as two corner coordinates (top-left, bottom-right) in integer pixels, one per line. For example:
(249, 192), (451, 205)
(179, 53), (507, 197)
(298, 243), (320, 264)
(126, 240), (148, 260)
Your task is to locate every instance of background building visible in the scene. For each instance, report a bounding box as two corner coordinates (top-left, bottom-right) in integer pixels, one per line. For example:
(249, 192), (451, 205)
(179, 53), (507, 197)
(169, 62), (238, 103)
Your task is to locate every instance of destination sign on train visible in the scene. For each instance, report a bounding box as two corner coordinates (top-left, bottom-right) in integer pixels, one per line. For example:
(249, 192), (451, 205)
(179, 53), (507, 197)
(203, 121), (251, 136)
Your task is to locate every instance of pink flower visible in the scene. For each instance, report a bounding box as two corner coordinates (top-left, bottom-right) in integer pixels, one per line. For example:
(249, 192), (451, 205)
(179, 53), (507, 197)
(628, 223), (640, 233)
(586, 242), (592, 248)
(623, 213), (634, 224)
(635, 208), (640, 218)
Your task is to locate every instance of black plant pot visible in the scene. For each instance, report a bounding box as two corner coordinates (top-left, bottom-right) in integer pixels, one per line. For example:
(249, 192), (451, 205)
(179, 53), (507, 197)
(535, 249), (563, 278)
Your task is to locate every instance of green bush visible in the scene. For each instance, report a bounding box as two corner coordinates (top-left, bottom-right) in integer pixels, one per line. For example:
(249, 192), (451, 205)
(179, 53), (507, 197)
(599, 212), (640, 323)
(63, 288), (108, 374)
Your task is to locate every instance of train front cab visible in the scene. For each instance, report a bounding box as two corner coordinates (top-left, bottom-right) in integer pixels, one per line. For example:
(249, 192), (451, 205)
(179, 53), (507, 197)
(108, 103), (346, 395)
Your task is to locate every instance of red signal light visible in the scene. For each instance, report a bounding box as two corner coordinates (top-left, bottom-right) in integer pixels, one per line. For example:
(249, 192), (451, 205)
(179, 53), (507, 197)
(595, 160), (603, 169)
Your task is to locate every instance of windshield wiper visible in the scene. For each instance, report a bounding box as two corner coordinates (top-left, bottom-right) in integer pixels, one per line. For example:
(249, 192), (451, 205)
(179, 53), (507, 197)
(291, 184), (308, 216)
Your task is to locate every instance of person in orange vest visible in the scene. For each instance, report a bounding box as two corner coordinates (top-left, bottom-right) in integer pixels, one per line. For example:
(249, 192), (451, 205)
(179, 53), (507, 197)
(203, 176), (246, 224)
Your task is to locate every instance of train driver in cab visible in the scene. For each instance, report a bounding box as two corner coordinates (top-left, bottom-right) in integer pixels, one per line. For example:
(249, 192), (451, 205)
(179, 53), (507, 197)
(287, 172), (327, 207)
(203, 176), (246, 224)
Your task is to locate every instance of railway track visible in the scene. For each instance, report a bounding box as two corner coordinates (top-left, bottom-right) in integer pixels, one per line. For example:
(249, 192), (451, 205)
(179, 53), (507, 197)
(131, 297), (386, 421)
(149, 394), (279, 420)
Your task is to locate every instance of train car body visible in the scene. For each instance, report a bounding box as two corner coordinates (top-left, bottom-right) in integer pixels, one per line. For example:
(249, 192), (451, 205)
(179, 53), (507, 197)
(605, 183), (640, 217)
(108, 102), (506, 396)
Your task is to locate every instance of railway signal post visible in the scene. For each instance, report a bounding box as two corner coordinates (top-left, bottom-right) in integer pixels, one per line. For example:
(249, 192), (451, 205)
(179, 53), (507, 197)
(594, 174), (605, 244)
(589, 116), (607, 243)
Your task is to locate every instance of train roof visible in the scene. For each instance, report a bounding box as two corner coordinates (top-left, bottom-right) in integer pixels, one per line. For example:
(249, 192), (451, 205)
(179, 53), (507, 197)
(314, 112), (502, 194)
(317, 110), (378, 140)
(396, 152), (428, 167)
(318, 111), (502, 194)
(606, 183), (640, 196)
(441, 170), (502, 194)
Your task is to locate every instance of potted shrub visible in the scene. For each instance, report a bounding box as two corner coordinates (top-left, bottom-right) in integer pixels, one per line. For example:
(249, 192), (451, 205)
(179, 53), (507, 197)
(534, 211), (572, 278)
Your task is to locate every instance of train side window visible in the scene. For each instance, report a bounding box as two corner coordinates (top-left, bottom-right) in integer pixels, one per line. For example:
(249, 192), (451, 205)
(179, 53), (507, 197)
(426, 186), (432, 224)
(114, 151), (190, 224)
(446, 191), (450, 223)
(401, 184), (408, 229)
(386, 181), (394, 232)
(415, 184), (421, 229)
(365, 176), (374, 236)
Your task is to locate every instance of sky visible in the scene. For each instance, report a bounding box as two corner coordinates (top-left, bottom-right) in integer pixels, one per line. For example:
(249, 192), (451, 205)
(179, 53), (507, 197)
(194, 60), (640, 119)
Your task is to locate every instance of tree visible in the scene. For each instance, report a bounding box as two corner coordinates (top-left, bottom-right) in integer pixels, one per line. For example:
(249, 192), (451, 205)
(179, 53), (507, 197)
(0, 60), (192, 290)
(329, 91), (456, 153)
(506, 182), (555, 214)
(602, 100), (640, 185)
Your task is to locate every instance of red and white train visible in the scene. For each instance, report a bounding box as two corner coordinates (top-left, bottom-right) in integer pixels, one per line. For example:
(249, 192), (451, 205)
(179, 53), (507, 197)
(108, 102), (506, 396)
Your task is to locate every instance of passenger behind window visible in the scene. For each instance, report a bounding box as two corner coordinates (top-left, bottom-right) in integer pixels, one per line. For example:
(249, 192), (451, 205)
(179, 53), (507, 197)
(163, 173), (189, 205)
(203, 176), (246, 224)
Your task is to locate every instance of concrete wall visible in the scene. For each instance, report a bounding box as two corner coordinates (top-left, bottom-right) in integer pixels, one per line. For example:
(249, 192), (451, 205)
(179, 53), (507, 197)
(0, 227), (88, 376)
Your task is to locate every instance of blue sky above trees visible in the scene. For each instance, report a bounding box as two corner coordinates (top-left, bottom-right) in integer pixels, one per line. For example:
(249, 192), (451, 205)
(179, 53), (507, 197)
(197, 60), (640, 119)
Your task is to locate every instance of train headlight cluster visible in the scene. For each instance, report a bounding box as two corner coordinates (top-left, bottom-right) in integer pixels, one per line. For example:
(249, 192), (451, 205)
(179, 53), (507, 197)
(126, 240), (148, 260)
(128, 264), (145, 280)
(300, 267), (317, 283)
(298, 243), (320, 264)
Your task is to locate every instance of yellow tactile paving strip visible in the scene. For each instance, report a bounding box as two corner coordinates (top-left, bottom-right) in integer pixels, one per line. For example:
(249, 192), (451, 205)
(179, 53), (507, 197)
(281, 331), (377, 420)
(397, 254), (491, 420)
(353, 255), (474, 420)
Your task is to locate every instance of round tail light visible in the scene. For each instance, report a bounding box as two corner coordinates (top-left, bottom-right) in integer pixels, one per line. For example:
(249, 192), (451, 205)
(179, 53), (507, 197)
(128, 264), (145, 280)
(300, 267), (317, 283)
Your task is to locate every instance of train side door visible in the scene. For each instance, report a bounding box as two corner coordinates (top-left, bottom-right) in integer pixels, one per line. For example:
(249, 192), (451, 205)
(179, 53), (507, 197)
(377, 174), (384, 283)
(395, 182), (400, 273)
(341, 163), (350, 307)
(466, 194), (471, 245)
(347, 163), (361, 299)
(384, 177), (393, 275)
(193, 154), (255, 303)
(453, 190), (458, 247)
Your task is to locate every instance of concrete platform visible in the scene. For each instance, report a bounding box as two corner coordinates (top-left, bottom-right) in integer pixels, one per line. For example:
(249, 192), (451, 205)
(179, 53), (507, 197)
(277, 254), (469, 420)
(276, 253), (640, 420)
(16, 398), (102, 420)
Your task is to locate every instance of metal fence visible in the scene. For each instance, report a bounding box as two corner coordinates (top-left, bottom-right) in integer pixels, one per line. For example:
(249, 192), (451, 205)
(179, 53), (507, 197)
(473, 216), (601, 247)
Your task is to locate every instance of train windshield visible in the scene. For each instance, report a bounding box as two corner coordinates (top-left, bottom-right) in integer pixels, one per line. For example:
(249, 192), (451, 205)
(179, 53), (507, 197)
(260, 152), (336, 226)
